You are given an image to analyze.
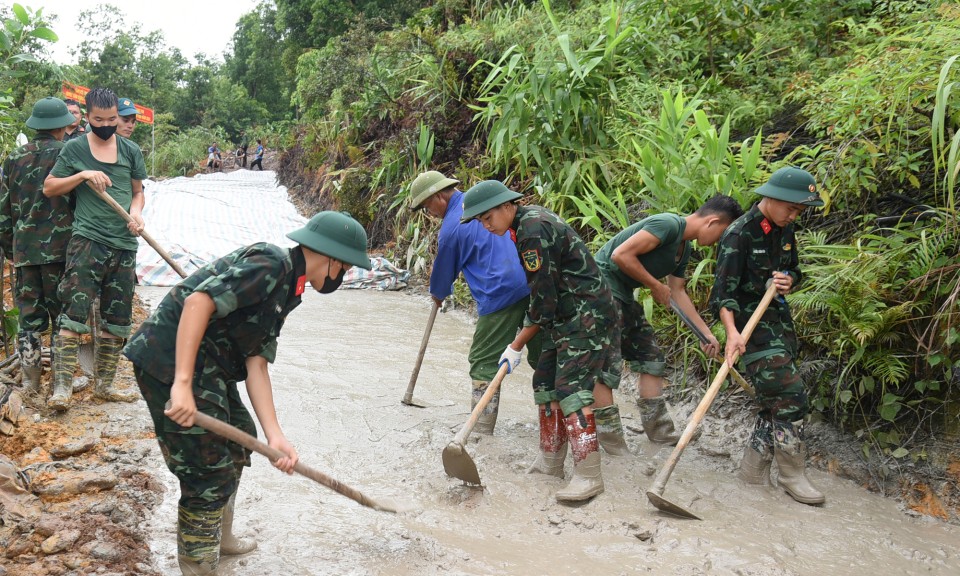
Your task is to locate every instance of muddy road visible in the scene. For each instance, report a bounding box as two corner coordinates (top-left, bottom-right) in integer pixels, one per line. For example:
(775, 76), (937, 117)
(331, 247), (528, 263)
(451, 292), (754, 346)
(133, 287), (960, 575)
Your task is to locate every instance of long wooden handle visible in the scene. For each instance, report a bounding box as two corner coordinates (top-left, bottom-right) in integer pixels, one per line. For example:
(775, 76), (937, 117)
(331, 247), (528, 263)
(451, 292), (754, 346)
(452, 363), (509, 446)
(669, 299), (755, 397)
(649, 283), (779, 495)
(402, 301), (440, 403)
(184, 407), (396, 513)
(92, 188), (188, 279)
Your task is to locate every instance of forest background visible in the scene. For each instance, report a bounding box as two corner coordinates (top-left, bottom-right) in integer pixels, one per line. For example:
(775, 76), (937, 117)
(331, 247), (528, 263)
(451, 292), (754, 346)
(0, 0), (958, 502)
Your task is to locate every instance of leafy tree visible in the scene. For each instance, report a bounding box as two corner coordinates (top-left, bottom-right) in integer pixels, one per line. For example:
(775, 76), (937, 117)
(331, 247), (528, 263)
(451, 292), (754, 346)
(226, 2), (288, 118)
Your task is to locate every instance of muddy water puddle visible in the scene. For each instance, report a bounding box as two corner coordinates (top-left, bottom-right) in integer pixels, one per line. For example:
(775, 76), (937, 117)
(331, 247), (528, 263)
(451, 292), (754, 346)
(137, 287), (960, 575)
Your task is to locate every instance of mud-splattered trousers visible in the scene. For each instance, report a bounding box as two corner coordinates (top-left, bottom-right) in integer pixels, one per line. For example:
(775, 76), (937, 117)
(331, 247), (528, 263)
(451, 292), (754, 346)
(609, 292), (665, 377)
(0, 134), (74, 333)
(125, 243), (304, 510)
(510, 205), (622, 416)
(57, 236), (136, 338)
(710, 203), (806, 422)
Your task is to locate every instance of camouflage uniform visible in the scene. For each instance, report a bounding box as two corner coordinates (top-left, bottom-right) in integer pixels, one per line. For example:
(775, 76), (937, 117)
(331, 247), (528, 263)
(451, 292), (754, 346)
(0, 133), (73, 332)
(709, 202), (806, 423)
(124, 243), (305, 511)
(512, 205), (621, 417)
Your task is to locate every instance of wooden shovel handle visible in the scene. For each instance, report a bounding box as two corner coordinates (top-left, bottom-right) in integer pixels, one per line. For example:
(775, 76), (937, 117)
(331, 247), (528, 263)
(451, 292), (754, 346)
(91, 187), (188, 279)
(649, 283), (779, 495)
(452, 362), (509, 446)
(175, 404), (395, 513)
(402, 301), (440, 404)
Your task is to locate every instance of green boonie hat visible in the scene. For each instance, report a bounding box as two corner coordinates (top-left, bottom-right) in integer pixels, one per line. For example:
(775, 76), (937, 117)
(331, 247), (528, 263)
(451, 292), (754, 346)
(117, 97), (137, 116)
(460, 180), (522, 223)
(410, 171), (459, 210)
(26, 97), (76, 130)
(287, 211), (373, 270)
(756, 167), (824, 207)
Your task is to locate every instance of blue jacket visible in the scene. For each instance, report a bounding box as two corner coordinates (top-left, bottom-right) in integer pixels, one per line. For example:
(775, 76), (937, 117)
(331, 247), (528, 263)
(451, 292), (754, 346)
(429, 190), (530, 316)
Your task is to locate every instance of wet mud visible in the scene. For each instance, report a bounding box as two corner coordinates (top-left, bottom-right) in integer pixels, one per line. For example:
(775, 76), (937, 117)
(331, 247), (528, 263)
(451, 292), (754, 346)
(133, 288), (960, 575)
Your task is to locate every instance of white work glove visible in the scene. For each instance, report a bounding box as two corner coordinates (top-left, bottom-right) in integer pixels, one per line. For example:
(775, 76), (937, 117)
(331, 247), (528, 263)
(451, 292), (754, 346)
(498, 345), (523, 374)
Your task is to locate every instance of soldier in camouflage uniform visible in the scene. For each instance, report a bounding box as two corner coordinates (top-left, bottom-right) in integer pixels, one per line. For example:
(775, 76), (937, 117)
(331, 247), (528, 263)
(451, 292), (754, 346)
(461, 180), (625, 503)
(43, 88), (147, 411)
(0, 97), (77, 400)
(709, 166), (825, 506)
(595, 195), (743, 446)
(124, 211), (372, 575)
(62, 99), (86, 142)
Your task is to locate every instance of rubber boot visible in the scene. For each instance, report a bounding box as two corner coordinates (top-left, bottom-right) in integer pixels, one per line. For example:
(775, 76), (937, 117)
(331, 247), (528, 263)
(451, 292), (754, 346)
(48, 334), (80, 412)
(638, 396), (681, 445)
(177, 505), (223, 575)
(773, 419), (826, 505)
(471, 379), (500, 435)
(739, 415), (774, 485)
(93, 337), (139, 402)
(16, 332), (43, 397)
(593, 404), (630, 456)
(527, 404), (567, 478)
(220, 492), (258, 555)
(555, 412), (604, 502)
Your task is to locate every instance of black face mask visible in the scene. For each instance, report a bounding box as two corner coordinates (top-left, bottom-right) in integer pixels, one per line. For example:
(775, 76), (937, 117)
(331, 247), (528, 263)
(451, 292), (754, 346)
(317, 261), (346, 293)
(90, 124), (117, 140)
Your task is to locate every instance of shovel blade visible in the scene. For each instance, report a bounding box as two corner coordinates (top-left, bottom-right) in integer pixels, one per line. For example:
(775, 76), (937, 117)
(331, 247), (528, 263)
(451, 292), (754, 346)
(400, 397), (429, 408)
(646, 490), (702, 520)
(442, 442), (481, 485)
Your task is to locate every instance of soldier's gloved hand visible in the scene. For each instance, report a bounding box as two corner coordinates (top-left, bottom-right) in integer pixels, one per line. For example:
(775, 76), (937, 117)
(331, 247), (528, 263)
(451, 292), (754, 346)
(498, 346), (523, 374)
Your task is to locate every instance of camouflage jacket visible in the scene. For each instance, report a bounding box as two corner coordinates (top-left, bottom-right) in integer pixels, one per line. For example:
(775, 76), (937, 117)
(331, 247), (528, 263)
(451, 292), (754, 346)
(124, 243), (306, 383)
(511, 205), (616, 346)
(709, 203), (802, 362)
(0, 133), (73, 265)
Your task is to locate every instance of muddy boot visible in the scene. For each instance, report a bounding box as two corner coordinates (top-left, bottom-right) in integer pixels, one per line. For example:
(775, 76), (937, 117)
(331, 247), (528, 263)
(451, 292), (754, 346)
(555, 411), (603, 502)
(48, 334), (80, 412)
(16, 332), (43, 398)
(178, 505), (223, 575)
(527, 404), (567, 478)
(638, 396), (681, 445)
(221, 492), (258, 555)
(471, 379), (500, 435)
(594, 404), (630, 456)
(93, 337), (139, 402)
(739, 415), (774, 485)
(773, 419), (825, 505)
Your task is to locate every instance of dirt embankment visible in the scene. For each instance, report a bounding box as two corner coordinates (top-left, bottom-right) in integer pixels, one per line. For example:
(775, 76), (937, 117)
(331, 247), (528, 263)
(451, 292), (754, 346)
(0, 295), (161, 576)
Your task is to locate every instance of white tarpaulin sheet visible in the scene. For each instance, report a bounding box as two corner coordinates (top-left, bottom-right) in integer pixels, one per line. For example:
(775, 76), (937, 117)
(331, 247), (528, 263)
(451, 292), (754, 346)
(135, 170), (410, 290)
(137, 170), (305, 286)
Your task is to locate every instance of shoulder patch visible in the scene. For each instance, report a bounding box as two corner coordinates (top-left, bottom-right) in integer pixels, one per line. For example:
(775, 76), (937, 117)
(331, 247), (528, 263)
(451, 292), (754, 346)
(522, 248), (542, 272)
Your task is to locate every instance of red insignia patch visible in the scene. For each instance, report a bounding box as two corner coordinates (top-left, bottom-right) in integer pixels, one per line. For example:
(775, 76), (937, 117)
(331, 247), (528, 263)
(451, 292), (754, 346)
(295, 275), (306, 295)
(760, 218), (772, 235)
(509, 228), (517, 243)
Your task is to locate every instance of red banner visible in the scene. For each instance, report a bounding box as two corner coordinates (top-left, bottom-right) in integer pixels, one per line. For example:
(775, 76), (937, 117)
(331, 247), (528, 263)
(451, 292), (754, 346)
(61, 81), (155, 125)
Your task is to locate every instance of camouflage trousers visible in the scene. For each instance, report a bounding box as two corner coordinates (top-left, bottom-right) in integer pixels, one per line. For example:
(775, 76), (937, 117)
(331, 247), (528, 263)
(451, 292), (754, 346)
(468, 296), (542, 381)
(14, 263), (65, 332)
(744, 350), (807, 423)
(57, 236), (136, 338)
(532, 322), (622, 417)
(614, 296), (665, 376)
(133, 355), (255, 511)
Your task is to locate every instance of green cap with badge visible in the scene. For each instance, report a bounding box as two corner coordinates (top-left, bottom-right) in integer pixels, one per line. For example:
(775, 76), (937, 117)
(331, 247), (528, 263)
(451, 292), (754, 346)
(117, 97), (137, 117)
(25, 97), (76, 131)
(756, 167), (824, 207)
(287, 211), (373, 269)
(460, 180), (522, 223)
(409, 171), (459, 210)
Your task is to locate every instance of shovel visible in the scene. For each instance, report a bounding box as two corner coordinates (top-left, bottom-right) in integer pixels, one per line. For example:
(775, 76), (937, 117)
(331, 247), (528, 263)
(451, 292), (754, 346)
(647, 283), (778, 519)
(176, 402), (397, 513)
(669, 299), (755, 398)
(442, 362), (509, 485)
(401, 301), (440, 408)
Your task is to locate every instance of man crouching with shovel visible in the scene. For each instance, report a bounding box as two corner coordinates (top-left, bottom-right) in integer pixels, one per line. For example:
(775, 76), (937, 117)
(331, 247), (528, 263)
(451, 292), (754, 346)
(461, 181), (625, 502)
(123, 212), (372, 574)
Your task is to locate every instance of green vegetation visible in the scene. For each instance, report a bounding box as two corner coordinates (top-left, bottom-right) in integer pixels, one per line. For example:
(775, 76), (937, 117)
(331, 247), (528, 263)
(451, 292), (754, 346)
(1, 0), (957, 463)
